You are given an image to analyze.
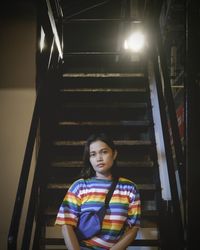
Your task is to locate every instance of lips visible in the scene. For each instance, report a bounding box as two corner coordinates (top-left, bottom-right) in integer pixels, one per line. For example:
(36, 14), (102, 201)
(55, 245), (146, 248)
(97, 163), (105, 168)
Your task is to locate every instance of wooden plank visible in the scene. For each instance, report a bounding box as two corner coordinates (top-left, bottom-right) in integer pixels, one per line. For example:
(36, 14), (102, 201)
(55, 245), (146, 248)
(63, 73), (144, 78)
(53, 140), (152, 146)
(58, 120), (150, 126)
(62, 102), (147, 108)
(60, 88), (146, 92)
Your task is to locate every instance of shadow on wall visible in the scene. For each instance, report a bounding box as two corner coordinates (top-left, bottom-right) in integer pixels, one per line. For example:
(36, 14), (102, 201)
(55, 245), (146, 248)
(0, 1), (36, 249)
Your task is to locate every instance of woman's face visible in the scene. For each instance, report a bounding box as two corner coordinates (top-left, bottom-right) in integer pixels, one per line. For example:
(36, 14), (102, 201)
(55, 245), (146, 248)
(89, 140), (117, 179)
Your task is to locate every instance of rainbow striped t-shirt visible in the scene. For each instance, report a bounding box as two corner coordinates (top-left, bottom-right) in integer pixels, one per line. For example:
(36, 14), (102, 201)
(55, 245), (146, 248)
(55, 177), (141, 249)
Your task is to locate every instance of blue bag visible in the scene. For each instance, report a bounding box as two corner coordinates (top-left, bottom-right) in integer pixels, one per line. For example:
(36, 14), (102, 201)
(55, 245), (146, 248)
(75, 178), (118, 241)
(75, 205), (106, 240)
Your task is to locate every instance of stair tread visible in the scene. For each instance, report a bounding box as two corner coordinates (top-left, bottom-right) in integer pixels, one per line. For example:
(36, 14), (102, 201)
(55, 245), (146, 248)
(51, 160), (154, 168)
(62, 102), (147, 107)
(53, 140), (152, 146)
(60, 87), (146, 92)
(47, 183), (156, 190)
(58, 120), (151, 126)
(63, 72), (145, 78)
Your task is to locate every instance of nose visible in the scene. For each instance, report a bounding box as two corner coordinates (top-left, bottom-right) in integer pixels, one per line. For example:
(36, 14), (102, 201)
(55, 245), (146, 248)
(96, 153), (103, 161)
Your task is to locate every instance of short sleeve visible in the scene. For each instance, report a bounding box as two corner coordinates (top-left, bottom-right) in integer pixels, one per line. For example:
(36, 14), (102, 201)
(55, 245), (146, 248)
(126, 184), (141, 228)
(55, 180), (82, 227)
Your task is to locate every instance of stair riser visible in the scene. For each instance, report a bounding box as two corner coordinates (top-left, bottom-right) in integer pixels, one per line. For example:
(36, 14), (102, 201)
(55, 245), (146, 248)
(61, 77), (146, 89)
(59, 92), (147, 103)
(54, 126), (150, 140)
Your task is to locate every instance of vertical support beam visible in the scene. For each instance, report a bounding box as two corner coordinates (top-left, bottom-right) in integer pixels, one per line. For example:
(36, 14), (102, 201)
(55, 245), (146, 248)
(185, 1), (200, 249)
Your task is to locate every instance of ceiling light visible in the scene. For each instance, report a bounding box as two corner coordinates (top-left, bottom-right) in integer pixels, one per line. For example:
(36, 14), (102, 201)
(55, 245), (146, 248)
(124, 31), (146, 52)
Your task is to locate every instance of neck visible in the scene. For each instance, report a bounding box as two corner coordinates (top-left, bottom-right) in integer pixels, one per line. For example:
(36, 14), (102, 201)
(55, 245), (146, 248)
(95, 173), (112, 180)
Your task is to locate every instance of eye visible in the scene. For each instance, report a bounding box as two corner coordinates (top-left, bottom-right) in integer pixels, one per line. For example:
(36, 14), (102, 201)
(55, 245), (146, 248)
(90, 152), (96, 157)
(102, 150), (108, 154)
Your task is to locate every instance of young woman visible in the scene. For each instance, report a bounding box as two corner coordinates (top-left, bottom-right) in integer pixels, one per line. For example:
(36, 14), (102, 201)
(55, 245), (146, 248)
(55, 133), (141, 250)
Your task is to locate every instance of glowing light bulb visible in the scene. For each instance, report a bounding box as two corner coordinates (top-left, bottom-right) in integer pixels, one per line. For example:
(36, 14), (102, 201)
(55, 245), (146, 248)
(124, 31), (145, 52)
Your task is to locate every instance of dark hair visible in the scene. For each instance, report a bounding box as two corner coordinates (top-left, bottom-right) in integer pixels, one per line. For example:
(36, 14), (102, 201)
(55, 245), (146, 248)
(80, 133), (117, 179)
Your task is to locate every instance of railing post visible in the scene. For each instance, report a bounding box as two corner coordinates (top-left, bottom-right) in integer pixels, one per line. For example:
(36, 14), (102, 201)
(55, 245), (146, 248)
(7, 93), (40, 250)
(152, 50), (184, 249)
(147, 1), (185, 248)
(185, 1), (200, 249)
(155, 21), (185, 203)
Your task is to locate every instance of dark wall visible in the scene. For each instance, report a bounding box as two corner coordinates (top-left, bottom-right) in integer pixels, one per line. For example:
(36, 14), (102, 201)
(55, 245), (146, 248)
(0, 1), (36, 88)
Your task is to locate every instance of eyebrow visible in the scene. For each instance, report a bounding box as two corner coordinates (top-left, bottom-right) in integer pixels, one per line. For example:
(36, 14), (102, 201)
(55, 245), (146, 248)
(90, 147), (109, 153)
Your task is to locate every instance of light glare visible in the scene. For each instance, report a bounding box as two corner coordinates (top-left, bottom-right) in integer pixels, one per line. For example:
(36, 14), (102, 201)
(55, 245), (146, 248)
(40, 27), (45, 52)
(124, 31), (145, 52)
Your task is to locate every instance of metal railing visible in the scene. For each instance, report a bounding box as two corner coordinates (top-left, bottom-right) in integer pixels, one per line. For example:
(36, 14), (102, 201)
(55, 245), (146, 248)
(149, 0), (185, 248)
(7, 0), (63, 249)
(7, 92), (41, 250)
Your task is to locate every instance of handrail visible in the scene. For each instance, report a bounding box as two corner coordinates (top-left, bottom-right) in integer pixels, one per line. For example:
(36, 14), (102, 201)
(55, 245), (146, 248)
(7, 91), (41, 250)
(156, 24), (185, 200)
(154, 0), (185, 203)
(7, 1), (64, 248)
(154, 1), (185, 227)
(46, 0), (63, 59)
(21, 145), (44, 250)
(151, 1), (185, 248)
(153, 52), (185, 248)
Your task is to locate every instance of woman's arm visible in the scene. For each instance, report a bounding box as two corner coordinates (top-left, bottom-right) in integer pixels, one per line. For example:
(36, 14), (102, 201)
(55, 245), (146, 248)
(62, 224), (80, 250)
(110, 226), (139, 250)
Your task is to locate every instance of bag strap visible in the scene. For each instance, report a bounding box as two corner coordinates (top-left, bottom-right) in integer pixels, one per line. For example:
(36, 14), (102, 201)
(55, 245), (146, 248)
(104, 177), (119, 207)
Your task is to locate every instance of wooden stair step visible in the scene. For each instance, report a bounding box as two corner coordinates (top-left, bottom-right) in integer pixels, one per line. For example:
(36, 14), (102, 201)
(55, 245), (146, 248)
(62, 61), (144, 74)
(53, 140), (152, 146)
(62, 51), (144, 68)
(59, 108), (146, 120)
(63, 72), (145, 78)
(60, 87), (146, 93)
(60, 76), (146, 89)
(62, 102), (147, 108)
(58, 120), (151, 126)
(131, 239), (161, 246)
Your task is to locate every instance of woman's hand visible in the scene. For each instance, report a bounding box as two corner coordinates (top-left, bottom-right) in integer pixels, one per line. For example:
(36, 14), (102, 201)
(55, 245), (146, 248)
(62, 224), (80, 250)
(110, 226), (139, 250)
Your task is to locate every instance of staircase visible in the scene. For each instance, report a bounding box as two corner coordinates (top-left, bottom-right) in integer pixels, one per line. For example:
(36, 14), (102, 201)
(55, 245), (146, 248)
(33, 1), (164, 249)
(37, 49), (162, 249)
